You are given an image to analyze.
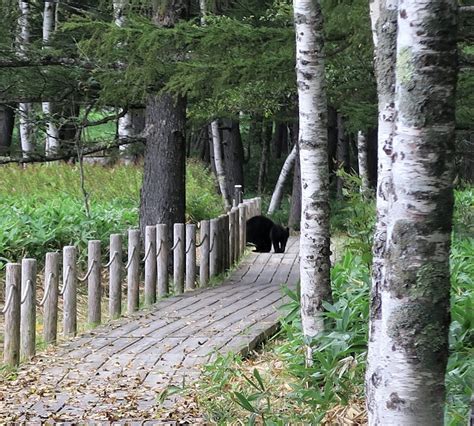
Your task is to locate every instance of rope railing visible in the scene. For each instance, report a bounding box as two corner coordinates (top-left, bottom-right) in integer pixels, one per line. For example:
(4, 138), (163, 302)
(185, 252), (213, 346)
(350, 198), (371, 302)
(1, 195), (261, 367)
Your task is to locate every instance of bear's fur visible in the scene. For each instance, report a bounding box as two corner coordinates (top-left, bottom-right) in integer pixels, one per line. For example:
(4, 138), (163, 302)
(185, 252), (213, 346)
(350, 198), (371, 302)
(246, 215), (290, 253)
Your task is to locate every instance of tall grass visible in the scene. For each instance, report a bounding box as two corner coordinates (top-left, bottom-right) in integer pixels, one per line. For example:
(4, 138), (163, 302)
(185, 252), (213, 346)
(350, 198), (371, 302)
(0, 161), (223, 264)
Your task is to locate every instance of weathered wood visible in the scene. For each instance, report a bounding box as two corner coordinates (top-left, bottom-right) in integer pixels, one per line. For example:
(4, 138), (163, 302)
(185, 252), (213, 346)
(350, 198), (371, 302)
(239, 203), (247, 255)
(234, 184), (243, 205)
(185, 224), (196, 291)
(156, 224), (169, 297)
(218, 215), (226, 273)
(127, 229), (141, 314)
(173, 223), (185, 294)
(144, 225), (157, 305)
(87, 240), (101, 325)
(4, 263), (21, 366)
(20, 258), (37, 360)
(43, 252), (60, 344)
(229, 210), (235, 265)
(109, 234), (123, 319)
(224, 214), (230, 270)
(63, 246), (77, 337)
(209, 218), (219, 278)
(233, 207), (240, 261)
(199, 220), (210, 287)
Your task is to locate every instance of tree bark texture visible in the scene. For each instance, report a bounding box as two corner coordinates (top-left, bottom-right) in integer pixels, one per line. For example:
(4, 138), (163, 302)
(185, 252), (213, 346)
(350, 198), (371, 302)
(221, 118), (244, 197)
(267, 144), (297, 215)
(371, 0), (457, 423)
(365, 0), (397, 418)
(139, 93), (186, 240)
(257, 121), (272, 194)
(273, 122), (288, 159)
(0, 104), (14, 155)
(336, 112), (350, 198)
(294, 0), (332, 345)
(288, 123), (301, 230)
(357, 130), (370, 194)
(211, 119), (231, 210)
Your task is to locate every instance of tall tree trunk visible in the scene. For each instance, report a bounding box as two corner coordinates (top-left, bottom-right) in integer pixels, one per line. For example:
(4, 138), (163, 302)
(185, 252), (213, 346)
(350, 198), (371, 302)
(267, 144), (297, 215)
(336, 112), (349, 198)
(211, 120), (231, 210)
(139, 1), (189, 241)
(371, 0), (457, 423)
(273, 122), (288, 159)
(294, 0), (332, 364)
(288, 123), (301, 230)
(365, 0), (397, 419)
(42, 1), (60, 156)
(17, 1), (33, 158)
(257, 121), (272, 194)
(357, 130), (370, 195)
(0, 104), (15, 155)
(221, 118), (244, 198)
(247, 114), (263, 163)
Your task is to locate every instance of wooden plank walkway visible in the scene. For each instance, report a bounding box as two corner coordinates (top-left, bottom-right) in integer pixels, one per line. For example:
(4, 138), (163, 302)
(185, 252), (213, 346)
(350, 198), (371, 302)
(0, 237), (299, 423)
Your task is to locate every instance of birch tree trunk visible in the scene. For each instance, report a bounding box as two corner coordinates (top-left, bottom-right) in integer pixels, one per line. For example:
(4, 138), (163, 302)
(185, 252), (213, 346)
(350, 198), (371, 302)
(17, 0), (33, 158)
(365, 0), (398, 418)
(211, 120), (231, 210)
(42, 1), (60, 156)
(357, 130), (370, 195)
(221, 118), (244, 199)
(267, 144), (297, 215)
(371, 0), (458, 423)
(294, 0), (332, 363)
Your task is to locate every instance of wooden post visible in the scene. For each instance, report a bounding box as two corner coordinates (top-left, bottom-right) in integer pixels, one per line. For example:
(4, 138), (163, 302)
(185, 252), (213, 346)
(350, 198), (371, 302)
(218, 216), (225, 273)
(232, 207), (240, 261)
(256, 197), (262, 215)
(3, 263), (21, 366)
(228, 211), (234, 266)
(224, 214), (230, 270)
(109, 234), (122, 319)
(239, 203), (247, 255)
(144, 225), (157, 306)
(87, 240), (101, 325)
(63, 246), (77, 337)
(43, 252), (60, 344)
(185, 224), (196, 291)
(20, 258), (37, 360)
(173, 223), (185, 294)
(209, 218), (219, 278)
(199, 220), (210, 287)
(234, 184), (243, 205)
(127, 229), (140, 314)
(156, 224), (169, 297)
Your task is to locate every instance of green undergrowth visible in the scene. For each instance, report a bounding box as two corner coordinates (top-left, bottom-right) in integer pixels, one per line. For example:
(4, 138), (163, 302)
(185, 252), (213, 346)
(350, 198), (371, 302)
(0, 161), (223, 266)
(183, 185), (472, 425)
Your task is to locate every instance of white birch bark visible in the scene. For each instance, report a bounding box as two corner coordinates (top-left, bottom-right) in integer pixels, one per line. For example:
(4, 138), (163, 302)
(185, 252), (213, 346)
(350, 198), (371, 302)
(199, 0), (207, 25)
(42, 1), (60, 156)
(17, 0), (34, 158)
(294, 0), (332, 361)
(370, 0), (457, 423)
(357, 130), (370, 195)
(113, 0), (134, 162)
(211, 120), (231, 210)
(267, 144), (297, 214)
(365, 0), (397, 419)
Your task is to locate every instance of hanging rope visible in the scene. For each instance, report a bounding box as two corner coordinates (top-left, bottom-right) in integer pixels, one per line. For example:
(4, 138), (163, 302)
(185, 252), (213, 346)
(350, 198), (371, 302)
(185, 238), (194, 254)
(124, 246), (137, 269)
(38, 273), (54, 307)
(0, 284), (16, 314)
(156, 240), (164, 258)
(104, 251), (119, 268)
(142, 243), (153, 262)
(170, 237), (181, 252)
(59, 265), (73, 296)
(20, 279), (33, 304)
(195, 233), (208, 248)
(78, 259), (97, 282)
(209, 232), (217, 253)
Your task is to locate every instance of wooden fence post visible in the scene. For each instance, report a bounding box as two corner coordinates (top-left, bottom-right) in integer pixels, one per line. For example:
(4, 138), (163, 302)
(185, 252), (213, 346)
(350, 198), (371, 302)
(43, 252), (59, 344)
(218, 216), (225, 273)
(3, 263), (21, 366)
(232, 207), (240, 261)
(209, 218), (219, 278)
(224, 214), (230, 270)
(144, 225), (157, 306)
(199, 220), (210, 287)
(156, 224), (169, 297)
(239, 203), (247, 255)
(228, 211), (234, 266)
(63, 246), (77, 337)
(234, 185), (243, 205)
(109, 234), (122, 319)
(86, 240), (101, 325)
(20, 258), (37, 360)
(173, 223), (185, 294)
(186, 224), (196, 291)
(127, 229), (140, 314)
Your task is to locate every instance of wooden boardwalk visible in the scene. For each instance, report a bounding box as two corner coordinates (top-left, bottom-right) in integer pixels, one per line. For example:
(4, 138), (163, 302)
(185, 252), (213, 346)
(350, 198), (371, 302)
(0, 237), (299, 423)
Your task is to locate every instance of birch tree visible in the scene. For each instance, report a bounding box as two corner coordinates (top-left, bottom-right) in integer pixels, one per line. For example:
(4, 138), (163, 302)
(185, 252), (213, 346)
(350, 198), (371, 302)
(368, 0), (458, 422)
(17, 0), (34, 157)
(267, 144), (297, 214)
(211, 120), (231, 210)
(365, 0), (397, 417)
(294, 0), (332, 364)
(42, 1), (59, 156)
(357, 130), (370, 195)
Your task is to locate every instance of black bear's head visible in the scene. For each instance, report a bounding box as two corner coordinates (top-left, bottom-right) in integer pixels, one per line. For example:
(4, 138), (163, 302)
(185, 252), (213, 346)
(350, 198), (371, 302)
(272, 225), (290, 253)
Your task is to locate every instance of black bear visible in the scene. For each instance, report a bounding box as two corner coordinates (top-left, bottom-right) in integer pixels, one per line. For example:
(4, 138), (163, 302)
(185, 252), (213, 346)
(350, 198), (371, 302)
(246, 215), (290, 253)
